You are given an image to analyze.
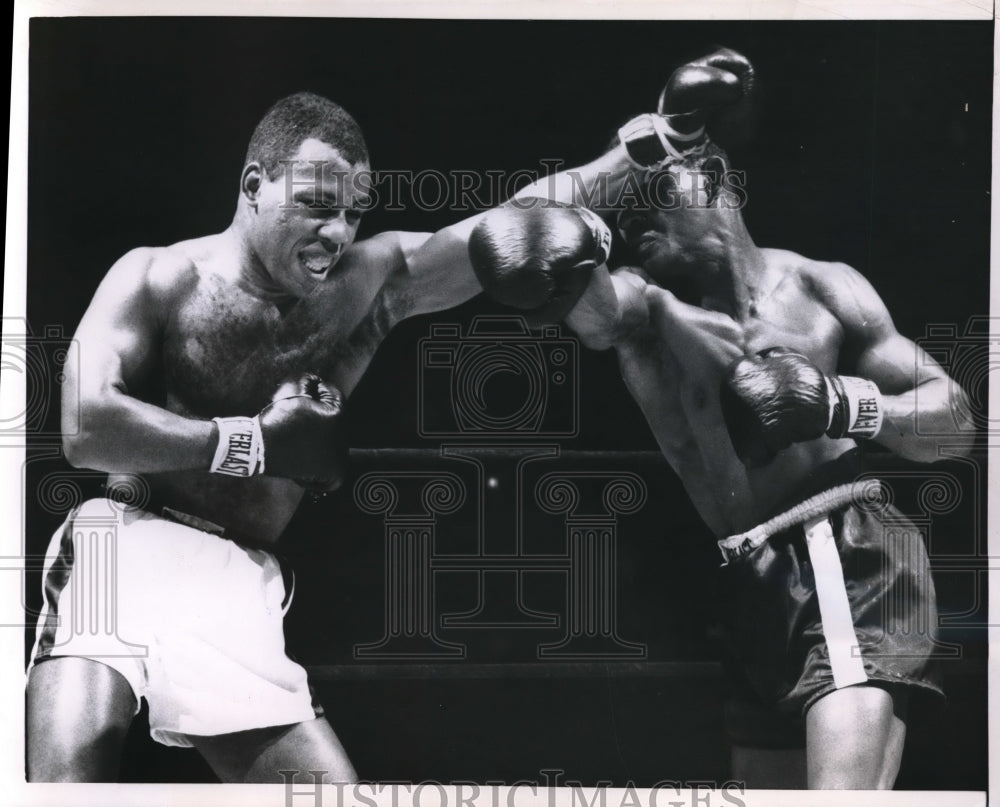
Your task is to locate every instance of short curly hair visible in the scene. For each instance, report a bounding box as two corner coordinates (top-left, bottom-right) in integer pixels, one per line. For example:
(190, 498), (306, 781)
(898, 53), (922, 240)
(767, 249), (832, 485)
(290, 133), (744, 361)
(245, 92), (369, 179)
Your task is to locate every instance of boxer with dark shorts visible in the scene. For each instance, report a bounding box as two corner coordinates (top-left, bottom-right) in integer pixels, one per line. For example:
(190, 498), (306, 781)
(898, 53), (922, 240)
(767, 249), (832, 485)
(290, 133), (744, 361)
(26, 91), (626, 782)
(716, 449), (942, 715)
(468, 50), (973, 788)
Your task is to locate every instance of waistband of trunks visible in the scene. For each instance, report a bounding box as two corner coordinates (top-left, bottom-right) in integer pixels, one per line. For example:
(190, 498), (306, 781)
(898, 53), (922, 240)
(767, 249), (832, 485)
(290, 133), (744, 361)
(86, 494), (296, 617)
(716, 479), (882, 564)
(101, 484), (228, 537)
(156, 504), (227, 536)
(765, 448), (864, 521)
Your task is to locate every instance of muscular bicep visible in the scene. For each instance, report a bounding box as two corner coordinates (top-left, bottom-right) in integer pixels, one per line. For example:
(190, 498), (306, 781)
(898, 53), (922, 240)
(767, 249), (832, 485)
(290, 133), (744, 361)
(815, 261), (975, 456)
(851, 328), (949, 396)
(818, 262), (945, 392)
(379, 217), (486, 321)
(565, 266), (650, 350)
(67, 250), (164, 415)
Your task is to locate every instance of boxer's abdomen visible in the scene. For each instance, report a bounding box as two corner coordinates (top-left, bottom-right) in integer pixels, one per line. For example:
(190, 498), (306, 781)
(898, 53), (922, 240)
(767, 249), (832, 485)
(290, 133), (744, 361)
(617, 285), (855, 536)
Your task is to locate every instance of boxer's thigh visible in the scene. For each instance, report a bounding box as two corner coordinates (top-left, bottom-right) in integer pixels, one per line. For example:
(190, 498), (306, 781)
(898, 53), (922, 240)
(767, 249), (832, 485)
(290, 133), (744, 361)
(191, 716), (357, 784)
(26, 657), (137, 782)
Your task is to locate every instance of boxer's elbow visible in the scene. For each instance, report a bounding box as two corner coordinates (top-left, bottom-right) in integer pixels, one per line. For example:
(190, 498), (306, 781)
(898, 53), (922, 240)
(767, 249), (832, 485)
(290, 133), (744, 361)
(909, 382), (977, 461)
(62, 394), (124, 470)
(890, 435), (972, 464)
(888, 438), (940, 464)
(62, 397), (94, 468)
(62, 419), (105, 469)
(881, 412), (976, 464)
(62, 427), (95, 468)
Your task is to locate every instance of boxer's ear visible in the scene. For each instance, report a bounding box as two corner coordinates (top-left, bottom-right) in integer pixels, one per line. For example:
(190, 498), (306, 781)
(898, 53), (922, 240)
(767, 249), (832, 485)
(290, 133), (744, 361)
(241, 162), (263, 208)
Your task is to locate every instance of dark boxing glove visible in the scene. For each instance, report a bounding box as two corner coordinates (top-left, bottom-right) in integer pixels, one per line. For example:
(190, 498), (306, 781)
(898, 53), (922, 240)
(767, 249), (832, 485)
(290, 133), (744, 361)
(720, 347), (884, 467)
(210, 373), (348, 492)
(658, 48), (755, 141)
(469, 201), (612, 325)
(619, 47), (755, 167)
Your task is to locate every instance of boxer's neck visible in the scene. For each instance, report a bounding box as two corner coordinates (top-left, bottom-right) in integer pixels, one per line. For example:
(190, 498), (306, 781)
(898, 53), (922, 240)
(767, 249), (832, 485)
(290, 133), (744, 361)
(227, 214), (300, 308)
(690, 215), (767, 318)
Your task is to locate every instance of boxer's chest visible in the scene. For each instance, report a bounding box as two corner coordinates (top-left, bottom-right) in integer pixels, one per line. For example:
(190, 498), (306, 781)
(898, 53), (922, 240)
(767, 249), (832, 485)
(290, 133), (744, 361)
(161, 292), (272, 414)
(160, 278), (332, 415)
(663, 285), (843, 382)
(619, 287), (842, 431)
(159, 267), (392, 416)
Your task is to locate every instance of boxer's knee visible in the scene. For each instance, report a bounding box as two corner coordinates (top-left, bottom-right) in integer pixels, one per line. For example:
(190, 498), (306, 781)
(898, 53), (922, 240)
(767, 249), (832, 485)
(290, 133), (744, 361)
(26, 657), (135, 782)
(804, 684), (906, 789)
(192, 717), (357, 784)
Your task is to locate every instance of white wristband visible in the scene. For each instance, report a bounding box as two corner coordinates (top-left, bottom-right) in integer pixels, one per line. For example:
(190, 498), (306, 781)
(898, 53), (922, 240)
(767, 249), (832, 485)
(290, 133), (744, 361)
(210, 416), (265, 477)
(618, 114), (706, 167)
(661, 115), (705, 143)
(829, 376), (884, 439)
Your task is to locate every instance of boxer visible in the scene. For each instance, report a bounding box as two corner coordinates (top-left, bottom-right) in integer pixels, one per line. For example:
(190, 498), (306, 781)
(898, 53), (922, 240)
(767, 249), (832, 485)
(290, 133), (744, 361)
(25, 91), (624, 783)
(469, 50), (974, 789)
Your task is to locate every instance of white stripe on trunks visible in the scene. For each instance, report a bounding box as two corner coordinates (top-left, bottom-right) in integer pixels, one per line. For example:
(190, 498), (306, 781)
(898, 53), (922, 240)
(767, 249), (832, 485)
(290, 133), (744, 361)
(718, 480), (879, 689)
(803, 515), (869, 689)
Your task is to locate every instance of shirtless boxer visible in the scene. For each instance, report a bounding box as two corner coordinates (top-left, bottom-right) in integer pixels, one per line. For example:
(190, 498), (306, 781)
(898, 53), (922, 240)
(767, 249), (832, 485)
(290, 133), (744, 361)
(25, 91), (622, 783)
(468, 51), (974, 789)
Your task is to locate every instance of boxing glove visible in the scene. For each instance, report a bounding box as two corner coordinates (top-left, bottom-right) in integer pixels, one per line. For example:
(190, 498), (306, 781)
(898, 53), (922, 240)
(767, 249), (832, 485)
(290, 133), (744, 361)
(720, 347), (884, 467)
(618, 48), (755, 167)
(658, 47), (755, 147)
(210, 373), (348, 492)
(469, 201), (612, 325)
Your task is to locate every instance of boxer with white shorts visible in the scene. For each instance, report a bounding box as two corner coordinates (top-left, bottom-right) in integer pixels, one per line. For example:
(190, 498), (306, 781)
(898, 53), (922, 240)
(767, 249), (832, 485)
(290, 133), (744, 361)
(26, 91), (630, 782)
(30, 497), (318, 746)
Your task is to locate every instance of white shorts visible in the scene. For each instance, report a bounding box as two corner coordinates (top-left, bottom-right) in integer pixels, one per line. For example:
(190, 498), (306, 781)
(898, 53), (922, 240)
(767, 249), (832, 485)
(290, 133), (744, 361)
(28, 498), (322, 747)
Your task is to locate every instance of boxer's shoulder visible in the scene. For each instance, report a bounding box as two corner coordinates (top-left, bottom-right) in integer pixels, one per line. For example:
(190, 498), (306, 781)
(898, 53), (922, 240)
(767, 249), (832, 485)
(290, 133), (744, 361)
(794, 258), (889, 332)
(83, 246), (200, 341)
(758, 250), (859, 311)
(791, 255), (858, 301)
(107, 241), (205, 310)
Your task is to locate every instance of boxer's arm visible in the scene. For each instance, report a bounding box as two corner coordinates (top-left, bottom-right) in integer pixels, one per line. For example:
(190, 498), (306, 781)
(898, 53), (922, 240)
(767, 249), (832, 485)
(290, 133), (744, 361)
(817, 262), (975, 461)
(62, 249), (218, 472)
(512, 144), (637, 216)
(382, 223), (486, 320)
(512, 49), (755, 213)
(564, 266), (651, 349)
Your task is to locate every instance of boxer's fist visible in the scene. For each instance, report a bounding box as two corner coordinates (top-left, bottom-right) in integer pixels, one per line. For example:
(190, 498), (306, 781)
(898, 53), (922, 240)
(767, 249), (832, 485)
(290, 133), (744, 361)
(469, 201), (611, 325)
(720, 348), (830, 466)
(260, 373), (348, 492)
(720, 347), (885, 467)
(657, 47), (755, 147)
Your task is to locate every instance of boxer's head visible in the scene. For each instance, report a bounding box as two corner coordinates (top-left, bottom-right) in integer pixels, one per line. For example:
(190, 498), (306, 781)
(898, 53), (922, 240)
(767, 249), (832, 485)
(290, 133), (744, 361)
(616, 141), (744, 281)
(238, 92), (373, 298)
(245, 91), (369, 180)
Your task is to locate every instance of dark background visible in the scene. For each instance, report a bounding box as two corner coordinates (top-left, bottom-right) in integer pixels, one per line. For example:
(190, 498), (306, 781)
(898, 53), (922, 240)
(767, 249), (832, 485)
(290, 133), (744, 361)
(23, 17), (991, 789)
